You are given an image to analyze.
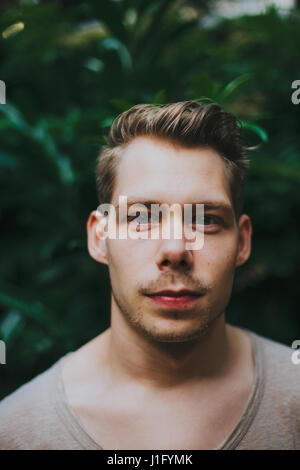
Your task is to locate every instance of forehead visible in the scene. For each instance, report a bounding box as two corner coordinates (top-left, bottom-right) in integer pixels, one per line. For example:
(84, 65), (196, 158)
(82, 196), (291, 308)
(111, 136), (233, 207)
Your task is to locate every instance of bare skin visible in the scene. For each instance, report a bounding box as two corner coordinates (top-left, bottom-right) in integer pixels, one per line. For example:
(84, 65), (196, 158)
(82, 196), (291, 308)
(62, 136), (253, 450)
(62, 323), (254, 450)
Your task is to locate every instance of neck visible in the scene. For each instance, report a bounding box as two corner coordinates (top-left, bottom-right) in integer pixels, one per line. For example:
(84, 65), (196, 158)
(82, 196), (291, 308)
(100, 305), (238, 389)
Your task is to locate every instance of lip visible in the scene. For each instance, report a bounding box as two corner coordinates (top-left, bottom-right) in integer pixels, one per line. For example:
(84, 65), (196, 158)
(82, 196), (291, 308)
(147, 289), (202, 297)
(145, 289), (204, 309)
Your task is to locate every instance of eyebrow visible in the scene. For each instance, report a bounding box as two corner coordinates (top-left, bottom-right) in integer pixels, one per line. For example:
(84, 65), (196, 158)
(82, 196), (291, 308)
(114, 199), (234, 217)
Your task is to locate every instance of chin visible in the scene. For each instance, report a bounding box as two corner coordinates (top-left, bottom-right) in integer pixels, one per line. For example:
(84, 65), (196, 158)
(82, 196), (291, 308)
(138, 318), (209, 343)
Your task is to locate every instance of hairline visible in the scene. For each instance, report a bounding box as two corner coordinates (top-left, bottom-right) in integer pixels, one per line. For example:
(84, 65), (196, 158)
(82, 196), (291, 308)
(102, 135), (241, 221)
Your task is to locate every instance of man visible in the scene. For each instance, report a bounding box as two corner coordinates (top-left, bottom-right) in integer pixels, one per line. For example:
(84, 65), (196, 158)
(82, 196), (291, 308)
(0, 101), (299, 450)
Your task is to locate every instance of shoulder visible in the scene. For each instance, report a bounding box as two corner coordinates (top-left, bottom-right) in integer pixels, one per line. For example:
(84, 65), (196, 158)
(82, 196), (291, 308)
(249, 329), (299, 379)
(248, 329), (300, 407)
(0, 356), (65, 449)
(241, 329), (300, 448)
(250, 330), (299, 371)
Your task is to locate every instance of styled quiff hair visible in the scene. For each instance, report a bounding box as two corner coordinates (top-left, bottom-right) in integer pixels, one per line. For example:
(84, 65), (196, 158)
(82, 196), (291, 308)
(95, 100), (251, 219)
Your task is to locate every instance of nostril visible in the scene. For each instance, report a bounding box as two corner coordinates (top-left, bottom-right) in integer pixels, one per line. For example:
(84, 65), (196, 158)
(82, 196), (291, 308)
(161, 258), (188, 268)
(162, 260), (171, 267)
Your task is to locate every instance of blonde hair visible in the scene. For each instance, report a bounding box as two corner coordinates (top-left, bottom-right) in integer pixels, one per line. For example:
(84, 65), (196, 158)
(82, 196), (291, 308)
(96, 101), (251, 219)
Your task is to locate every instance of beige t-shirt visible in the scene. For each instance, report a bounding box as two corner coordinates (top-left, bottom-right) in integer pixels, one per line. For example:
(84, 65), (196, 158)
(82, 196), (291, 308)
(0, 327), (299, 450)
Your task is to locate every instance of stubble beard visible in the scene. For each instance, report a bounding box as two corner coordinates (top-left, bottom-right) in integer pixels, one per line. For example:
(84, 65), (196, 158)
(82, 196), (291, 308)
(111, 286), (223, 344)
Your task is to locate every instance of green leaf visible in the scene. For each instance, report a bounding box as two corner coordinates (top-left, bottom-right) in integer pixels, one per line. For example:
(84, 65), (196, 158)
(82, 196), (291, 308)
(0, 309), (25, 344)
(0, 103), (29, 134)
(109, 98), (134, 112)
(100, 116), (115, 128)
(83, 57), (105, 73)
(152, 89), (166, 105)
(31, 122), (75, 184)
(239, 120), (268, 143)
(0, 286), (59, 337)
(216, 73), (253, 104)
(100, 38), (132, 70)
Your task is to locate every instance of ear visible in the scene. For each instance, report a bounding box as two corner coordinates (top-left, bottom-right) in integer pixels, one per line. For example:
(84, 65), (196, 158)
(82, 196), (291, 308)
(235, 214), (252, 268)
(87, 210), (108, 265)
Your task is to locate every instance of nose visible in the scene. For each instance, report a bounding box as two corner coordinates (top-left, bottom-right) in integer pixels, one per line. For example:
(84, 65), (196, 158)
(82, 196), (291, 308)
(156, 238), (193, 272)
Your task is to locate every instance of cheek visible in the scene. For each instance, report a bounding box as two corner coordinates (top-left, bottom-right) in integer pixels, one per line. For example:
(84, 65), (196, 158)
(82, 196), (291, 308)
(106, 239), (129, 274)
(199, 237), (238, 279)
(106, 239), (153, 279)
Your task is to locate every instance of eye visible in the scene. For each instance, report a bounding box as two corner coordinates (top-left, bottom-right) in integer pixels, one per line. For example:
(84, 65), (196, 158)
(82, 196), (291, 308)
(203, 215), (219, 225)
(192, 215), (221, 226)
(127, 212), (152, 224)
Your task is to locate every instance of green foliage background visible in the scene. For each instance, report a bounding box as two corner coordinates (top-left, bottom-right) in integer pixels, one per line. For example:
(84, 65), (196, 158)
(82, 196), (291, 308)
(0, 0), (300, 398)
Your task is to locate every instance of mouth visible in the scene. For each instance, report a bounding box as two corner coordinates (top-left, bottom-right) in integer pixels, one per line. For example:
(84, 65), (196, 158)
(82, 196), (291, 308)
(144, 289), (204, 309)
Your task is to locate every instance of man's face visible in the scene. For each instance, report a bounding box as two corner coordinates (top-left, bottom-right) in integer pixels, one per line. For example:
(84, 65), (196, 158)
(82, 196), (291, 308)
(89, 136), (251, 342)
